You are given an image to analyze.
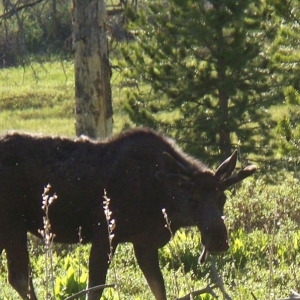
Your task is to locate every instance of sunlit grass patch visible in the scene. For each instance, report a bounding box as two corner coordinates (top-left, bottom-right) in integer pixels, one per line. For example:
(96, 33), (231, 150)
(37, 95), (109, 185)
(0, 111), (74, 136)
(0, 59), (130, 136)
(0, 60), (75, 136)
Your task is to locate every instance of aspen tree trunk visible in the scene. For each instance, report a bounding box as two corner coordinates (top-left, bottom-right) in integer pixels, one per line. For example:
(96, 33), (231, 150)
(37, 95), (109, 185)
(72, 0), (113, 139)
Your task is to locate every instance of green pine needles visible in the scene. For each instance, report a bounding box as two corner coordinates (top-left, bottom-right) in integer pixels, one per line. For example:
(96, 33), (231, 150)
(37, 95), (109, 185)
(121, 0), (275, 163)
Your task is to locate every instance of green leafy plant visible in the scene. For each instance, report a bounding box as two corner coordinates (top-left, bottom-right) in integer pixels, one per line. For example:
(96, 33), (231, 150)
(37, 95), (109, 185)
(54, 255), (88, 300)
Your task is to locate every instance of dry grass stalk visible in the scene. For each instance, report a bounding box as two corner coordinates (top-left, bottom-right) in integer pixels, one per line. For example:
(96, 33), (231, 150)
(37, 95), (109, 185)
(38, 184), (57, 300)
(103, 191), (119, 299)
(162, 208), (196, 298)
(162, 208), (183, 297)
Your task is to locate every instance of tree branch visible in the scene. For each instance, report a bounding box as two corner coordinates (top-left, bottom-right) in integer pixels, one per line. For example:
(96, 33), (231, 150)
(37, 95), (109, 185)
(0, 0), (44, 20)
(211, 256), (232, 300)
(277, 290), (300, 300)
(175, 284), (218, 300)
(64, 283), (115, 300)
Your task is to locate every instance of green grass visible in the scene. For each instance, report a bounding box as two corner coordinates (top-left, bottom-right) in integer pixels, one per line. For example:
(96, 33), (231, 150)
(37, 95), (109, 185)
(0, 60), (300, 299)
(0, 61), (75, 135)
(0, 59), (130, 136)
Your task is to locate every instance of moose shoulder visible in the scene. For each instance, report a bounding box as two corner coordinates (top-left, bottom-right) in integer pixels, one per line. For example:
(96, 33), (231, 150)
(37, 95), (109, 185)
(0, 128), (256, 300)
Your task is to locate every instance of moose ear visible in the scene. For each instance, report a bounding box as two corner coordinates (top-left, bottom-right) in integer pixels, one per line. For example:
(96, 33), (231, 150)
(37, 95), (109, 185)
(220, 164), (257, 190)
(215, 150), (238, 180)
(155, 152), (192, 182)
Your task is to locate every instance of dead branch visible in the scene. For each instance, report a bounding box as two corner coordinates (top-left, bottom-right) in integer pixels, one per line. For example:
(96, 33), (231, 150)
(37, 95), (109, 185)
(211, 256), (232, 300)
(107, 8), (124, 17)
(64, 283), (115, 300)
(251, 291), (259, 300)
(175, 256), (233, 300)
(277, 290), (300, 300)
(175, 284), (218, 300)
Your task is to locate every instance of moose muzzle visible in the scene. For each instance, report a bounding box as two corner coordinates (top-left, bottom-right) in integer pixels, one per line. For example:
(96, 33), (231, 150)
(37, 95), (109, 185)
(198, 217), (229, 264)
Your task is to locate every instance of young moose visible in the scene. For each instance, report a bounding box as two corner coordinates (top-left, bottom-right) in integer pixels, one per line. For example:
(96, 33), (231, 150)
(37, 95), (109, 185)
(0, 128), (256, 300)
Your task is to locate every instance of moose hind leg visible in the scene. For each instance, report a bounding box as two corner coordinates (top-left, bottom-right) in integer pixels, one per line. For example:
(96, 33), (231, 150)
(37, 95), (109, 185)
(134, 244), (167, 300)
(5, 231), (37, 300)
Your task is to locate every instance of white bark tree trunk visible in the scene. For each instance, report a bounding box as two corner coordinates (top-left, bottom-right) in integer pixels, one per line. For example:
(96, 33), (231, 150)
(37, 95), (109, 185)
(72, 0), (113, 139)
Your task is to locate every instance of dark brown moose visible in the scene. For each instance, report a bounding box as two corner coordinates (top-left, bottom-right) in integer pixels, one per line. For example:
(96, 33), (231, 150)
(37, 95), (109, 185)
(0, 128), (256, 300)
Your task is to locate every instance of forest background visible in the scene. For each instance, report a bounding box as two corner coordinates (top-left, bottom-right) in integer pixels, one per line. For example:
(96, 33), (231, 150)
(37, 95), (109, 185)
(1, 0), (300, 299)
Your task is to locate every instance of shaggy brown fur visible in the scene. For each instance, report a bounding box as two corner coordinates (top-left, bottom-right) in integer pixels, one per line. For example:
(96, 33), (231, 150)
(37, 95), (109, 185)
(0, 128), (256, 300)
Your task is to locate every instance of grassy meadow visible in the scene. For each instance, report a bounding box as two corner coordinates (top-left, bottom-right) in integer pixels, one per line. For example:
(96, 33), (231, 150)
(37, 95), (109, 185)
(0, 59), (130, 136)
(0, 60), (300, 300)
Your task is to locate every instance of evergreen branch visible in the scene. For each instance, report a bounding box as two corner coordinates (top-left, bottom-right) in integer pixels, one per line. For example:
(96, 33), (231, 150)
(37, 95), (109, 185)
(285, 1), (300, 26)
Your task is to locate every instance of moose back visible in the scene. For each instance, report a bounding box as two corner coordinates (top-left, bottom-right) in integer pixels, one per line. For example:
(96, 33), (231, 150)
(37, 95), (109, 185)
(0, 128), (256, 300)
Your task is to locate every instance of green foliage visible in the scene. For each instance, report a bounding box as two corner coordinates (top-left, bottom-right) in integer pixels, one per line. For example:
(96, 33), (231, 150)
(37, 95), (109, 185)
(159, 229), (202, 274)
(226, 172), (300, 232)
(275, 88), (300, 161)
(269, 0), (300, 163)
(27, 241), (90, 300)
(121, 0), (276, 163)
(0, 0), (71, 67)
(54, 255), (88, 299)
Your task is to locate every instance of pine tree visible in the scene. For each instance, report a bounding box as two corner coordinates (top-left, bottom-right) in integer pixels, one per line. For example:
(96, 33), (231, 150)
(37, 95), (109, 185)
(121, 0), (275, 163)
(270, 0), (300, 163)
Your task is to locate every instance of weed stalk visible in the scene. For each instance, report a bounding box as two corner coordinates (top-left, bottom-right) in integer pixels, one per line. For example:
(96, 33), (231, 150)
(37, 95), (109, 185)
(38, 184), (57, 300)
(103, 191), (120, 299)
(77, 226), (83, 293)
(162, 208), (192, 298)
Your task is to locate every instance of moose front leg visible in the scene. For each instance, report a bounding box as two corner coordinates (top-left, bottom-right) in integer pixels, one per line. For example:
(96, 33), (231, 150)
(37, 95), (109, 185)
(87, 231), (116, 300)
(134, 244), (167, 300)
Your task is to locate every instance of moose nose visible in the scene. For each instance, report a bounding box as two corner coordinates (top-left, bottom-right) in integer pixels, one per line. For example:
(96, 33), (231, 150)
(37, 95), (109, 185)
(203, 224), (229, 248)
(198, 218), (229, 264)
(200, 220), (229, 254)
(208, 239), (229, 254)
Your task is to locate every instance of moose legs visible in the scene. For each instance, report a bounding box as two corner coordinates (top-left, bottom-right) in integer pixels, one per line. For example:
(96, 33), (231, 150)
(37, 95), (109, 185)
(4, 229), (36, 300)
(87, 232), (116, 300)
(134, 244), (167, 300)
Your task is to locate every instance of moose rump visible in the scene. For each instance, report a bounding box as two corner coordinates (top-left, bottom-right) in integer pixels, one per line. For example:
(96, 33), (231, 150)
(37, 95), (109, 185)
(0, 128), (256, 300)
